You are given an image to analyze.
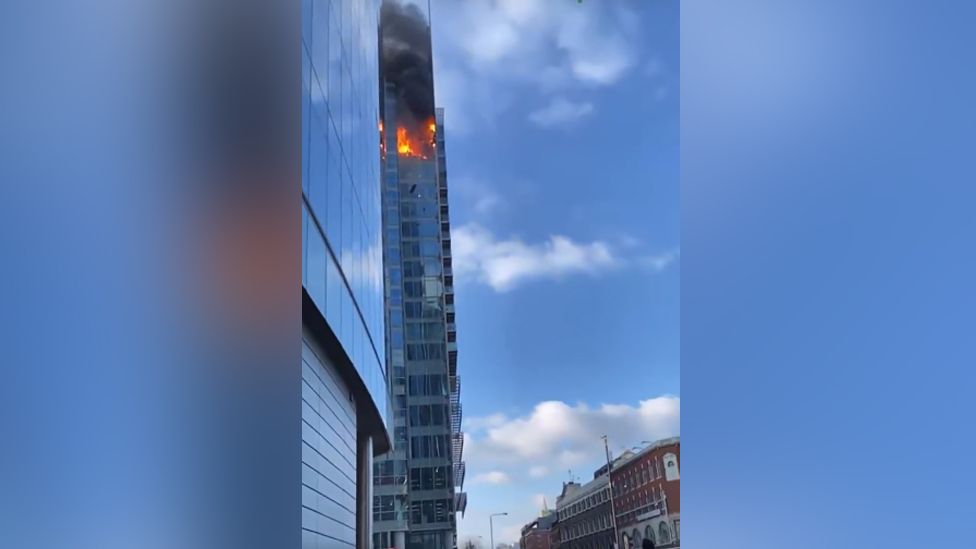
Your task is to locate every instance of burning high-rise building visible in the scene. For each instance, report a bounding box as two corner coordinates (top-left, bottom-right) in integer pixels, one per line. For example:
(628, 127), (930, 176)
(373, 3), (466, 549)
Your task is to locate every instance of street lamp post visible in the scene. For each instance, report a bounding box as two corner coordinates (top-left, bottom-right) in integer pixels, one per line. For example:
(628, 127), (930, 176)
(602, 435), (620, 549)
(489, 512), (508, 549)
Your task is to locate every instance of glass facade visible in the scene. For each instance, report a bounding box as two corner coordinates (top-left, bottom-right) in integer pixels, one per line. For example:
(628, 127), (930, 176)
(373, 87), (465, 548)
(302, 0), (387, 423)
(301, 2), (388, 548)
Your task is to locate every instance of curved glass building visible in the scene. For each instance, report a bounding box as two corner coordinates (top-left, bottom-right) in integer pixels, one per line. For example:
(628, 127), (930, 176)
(301, 1), (390, 548)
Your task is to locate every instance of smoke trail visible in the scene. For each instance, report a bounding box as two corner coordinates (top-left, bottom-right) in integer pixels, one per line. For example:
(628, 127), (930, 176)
(380, 1), (434, 123)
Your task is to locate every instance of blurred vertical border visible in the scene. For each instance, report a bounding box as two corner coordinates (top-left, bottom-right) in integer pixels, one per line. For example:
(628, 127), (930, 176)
(682, 0), (976, 547)
(1, 0), (301, 547)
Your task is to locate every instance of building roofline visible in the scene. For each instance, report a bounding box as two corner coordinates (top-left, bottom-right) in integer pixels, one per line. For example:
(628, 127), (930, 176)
(556, 474), (609, 508)
(614, 436), (680, 469)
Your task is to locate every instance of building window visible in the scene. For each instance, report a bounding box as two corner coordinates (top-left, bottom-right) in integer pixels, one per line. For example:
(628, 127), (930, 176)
(373, 495), (397, 522)
(658, 522), (671, 544)
(663, 452), (679, 481)
(645, 526), (655, 545)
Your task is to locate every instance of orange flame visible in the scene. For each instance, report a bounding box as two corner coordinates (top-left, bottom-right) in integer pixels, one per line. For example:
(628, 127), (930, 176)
(396, 117), (436, 159)
(379, 120), (386, 155)
(396, 127), (417, 156)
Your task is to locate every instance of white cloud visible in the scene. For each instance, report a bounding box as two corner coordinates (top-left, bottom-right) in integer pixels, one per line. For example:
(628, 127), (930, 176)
(434, 66), (515, 135)
(618, 235), (643, 249)
(556, 11), (636, 86)
(470, 471), (512, 485)
(462, 17), (520, 64)
(453, 176), (506, 216)
(464, 412), (508, 432)
(451, 224), (677, 291)
(463, 396), (680, 474)
(641, 248), (680, 272)
(528, 97), (594, 128)
(528, 465), (549, 478)
(474, 194), (502, 215)
(452, 223), (618, 292)
(458, 398), (678, 541)
(458, 492), (557, 547)
(499, 524), (524, 545)
(432, 0), (640, 134)
(532, 493), (548, 509)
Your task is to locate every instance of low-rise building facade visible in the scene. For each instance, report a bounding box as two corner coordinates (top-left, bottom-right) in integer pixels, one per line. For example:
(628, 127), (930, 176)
(520, 511), (557, 549)
(611, 437), (680, 548)
(550, 517), (561, 549)
(555, 476), (614, 549)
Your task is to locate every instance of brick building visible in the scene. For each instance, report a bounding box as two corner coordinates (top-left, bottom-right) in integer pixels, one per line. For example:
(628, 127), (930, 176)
(520, 509), (557, 549)
(610, 437), (680, 548)
(550, 517), (561, 549)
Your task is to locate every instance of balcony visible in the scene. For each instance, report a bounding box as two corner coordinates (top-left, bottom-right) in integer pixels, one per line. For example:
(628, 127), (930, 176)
(451, 402), (463, 434)
(450, 375), (460, 402)
(455, 492), (467, 517)
(452, 433), (464, 464)
(454, 461), (466, 489)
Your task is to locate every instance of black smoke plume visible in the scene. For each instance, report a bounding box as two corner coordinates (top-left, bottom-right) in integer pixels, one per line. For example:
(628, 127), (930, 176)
(381, 1), (434, 125)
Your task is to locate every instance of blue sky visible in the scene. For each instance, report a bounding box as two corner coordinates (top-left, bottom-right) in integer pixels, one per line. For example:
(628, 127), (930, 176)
(422, 1), (680, 544)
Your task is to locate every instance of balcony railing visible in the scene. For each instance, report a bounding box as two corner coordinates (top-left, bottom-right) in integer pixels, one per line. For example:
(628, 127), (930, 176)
(450, 375), (460, 400)
(454, 461), (466, 489)
(452, 433), (464, 464)
(451, 402), (463, 434)
(454, 492), (467, 517)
